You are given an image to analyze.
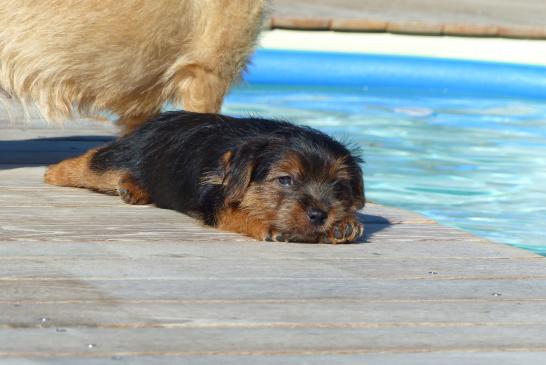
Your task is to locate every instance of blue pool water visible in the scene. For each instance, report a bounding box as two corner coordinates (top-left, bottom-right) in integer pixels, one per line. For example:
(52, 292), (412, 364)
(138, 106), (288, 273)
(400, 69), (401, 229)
(223, 84), (546, 255)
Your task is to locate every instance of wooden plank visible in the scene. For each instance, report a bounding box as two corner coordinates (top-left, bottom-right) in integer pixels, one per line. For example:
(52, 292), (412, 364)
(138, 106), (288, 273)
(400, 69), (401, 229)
(0, 240), (535, 260)
(272, 0), (546, 30)
(0, 240), (537, 260)
(0, 257), (545, 280)
(1, 278), (545, 302)
(2, 352), (545, 365)
(0, 108), (114, 132)
(3, 300), (546, 329)
(2, 326), (546, 356)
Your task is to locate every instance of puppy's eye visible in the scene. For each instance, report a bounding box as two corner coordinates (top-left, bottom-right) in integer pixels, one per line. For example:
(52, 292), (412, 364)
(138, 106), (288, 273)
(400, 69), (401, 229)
(278, 176), (293, 186)
(333, 180), (349, 191)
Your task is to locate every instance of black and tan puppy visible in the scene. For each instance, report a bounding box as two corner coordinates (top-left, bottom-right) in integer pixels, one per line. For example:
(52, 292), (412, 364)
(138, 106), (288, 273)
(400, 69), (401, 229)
(44, 111), (365, 244)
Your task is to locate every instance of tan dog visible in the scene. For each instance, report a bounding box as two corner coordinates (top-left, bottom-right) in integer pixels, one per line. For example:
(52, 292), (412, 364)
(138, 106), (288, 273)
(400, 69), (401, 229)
(0, 0), (266, 132)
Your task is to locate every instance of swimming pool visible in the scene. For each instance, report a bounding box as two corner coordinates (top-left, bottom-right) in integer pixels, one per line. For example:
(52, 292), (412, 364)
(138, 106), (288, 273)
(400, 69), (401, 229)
(222, 52), (546, 255)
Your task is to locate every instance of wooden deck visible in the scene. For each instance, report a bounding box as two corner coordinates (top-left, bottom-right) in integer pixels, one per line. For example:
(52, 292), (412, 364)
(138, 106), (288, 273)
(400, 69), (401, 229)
(270, 0), (546, 39)
(1, 114), (546, 364)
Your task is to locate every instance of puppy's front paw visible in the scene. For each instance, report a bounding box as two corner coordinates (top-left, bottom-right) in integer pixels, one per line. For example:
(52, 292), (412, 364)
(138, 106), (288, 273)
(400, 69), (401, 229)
(321, 217), (364, 244)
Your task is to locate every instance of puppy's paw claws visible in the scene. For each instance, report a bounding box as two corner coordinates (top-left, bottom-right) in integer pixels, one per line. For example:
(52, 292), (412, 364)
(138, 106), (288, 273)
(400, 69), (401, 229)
(323, 218), (364, 244)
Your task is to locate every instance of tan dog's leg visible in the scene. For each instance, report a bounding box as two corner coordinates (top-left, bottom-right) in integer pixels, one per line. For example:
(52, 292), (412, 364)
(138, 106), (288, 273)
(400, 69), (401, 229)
(180, 65), (226, 114)
(115, 65), (225, 135)
(44, 150), (150, 204)
(115, 65), (226, 135)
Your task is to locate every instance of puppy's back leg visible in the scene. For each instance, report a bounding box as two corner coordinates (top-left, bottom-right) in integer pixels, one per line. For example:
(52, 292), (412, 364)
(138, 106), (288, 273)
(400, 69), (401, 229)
(44, 150), (150, 204)
(117, 173), (151, 205)
(44, 149), (117, 192)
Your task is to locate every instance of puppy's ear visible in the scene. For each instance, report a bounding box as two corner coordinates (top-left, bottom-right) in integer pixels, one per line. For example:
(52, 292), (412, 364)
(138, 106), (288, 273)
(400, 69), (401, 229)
(221, 140), (266, 204)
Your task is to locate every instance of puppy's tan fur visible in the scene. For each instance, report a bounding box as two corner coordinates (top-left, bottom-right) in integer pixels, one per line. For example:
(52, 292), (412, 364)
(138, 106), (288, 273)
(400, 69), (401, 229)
(0, 0), (266, 132)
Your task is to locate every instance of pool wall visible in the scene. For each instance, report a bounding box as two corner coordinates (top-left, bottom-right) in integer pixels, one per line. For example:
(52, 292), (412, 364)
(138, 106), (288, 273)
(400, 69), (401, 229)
(244, 49), (546, 99)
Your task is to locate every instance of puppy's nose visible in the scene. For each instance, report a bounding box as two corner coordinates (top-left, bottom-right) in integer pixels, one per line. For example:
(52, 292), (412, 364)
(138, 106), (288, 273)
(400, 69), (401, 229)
(308, 208), (327, 225)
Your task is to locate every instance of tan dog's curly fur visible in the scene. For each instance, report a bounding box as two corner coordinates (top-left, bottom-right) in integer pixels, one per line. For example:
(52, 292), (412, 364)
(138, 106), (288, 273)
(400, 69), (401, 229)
(0, 0), (266, 132)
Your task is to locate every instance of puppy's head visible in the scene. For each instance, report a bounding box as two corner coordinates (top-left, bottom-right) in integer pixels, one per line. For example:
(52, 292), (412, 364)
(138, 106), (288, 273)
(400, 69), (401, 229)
(220, 127), (365, 242)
